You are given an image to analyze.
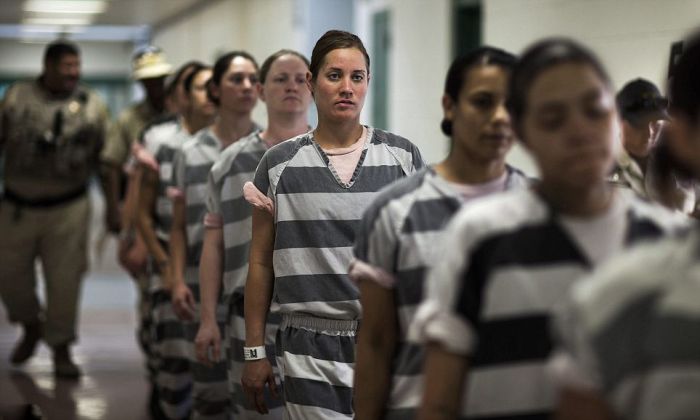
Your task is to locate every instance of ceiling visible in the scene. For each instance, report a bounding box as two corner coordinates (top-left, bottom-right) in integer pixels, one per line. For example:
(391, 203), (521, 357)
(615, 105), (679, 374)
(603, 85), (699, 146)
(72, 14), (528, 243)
(0, 0), (221, 41)
(0, 0), (212, 28)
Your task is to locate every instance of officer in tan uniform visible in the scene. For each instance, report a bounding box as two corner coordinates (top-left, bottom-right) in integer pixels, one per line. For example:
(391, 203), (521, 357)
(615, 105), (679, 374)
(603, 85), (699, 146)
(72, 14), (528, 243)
(101, 46), (173, 234)
(99, 46), (172, 332)
(0, 40), (109, 378)
(610, 78), (695, 213)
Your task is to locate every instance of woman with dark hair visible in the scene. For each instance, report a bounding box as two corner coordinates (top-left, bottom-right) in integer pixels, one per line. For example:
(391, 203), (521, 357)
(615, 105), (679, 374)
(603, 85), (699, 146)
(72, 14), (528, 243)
(351, 46), (528, 420)
(241, 30), (424, 419)
(134, 63), (215, 420)
(194, 49), (312, 419)
(552, 31), (700, 420)
(409, 38), (685, 420)
(169, 51), (260, 420)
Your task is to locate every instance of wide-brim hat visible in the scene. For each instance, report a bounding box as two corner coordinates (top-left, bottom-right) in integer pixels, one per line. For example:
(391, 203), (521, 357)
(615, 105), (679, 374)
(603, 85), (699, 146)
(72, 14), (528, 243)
(132, 48), (173, 80)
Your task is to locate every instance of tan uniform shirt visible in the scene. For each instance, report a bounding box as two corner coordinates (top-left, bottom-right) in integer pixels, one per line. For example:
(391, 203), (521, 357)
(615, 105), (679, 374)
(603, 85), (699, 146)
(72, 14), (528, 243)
(0, 79), (109, 200)
(610, 150), (695, 214)
(101, 100), (162, 167)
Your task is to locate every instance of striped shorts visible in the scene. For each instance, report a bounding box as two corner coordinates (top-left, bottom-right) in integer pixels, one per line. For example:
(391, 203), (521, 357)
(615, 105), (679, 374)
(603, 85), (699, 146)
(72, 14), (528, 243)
(276, 314), (358, 419)
(135, 274), (157, 384)
(227, 292), (283, 419)
(150, 285), (193, 420)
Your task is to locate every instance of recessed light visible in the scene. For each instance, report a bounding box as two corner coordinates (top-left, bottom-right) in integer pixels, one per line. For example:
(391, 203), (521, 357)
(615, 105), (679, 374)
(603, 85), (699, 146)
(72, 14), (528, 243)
(23, 0), (108, 15)
(23, 16), (94, 26)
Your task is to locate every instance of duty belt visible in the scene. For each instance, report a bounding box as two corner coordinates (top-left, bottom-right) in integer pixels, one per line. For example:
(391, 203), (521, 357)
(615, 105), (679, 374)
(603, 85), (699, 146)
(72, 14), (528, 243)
(3, 186), (87, 208)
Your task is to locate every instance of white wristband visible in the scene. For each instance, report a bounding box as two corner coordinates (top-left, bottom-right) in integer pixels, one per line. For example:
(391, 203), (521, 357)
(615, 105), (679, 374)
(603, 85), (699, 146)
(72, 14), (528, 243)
(243, 345), (266, 361)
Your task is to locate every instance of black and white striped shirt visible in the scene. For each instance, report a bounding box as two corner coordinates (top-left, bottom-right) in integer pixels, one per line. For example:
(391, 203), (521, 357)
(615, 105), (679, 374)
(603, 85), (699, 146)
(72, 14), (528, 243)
(252, 126), (424, 320)
(141, 117), (187, 241)
(552, 227), (699, 420)
(205, 131), (268, 298)
(410, 188), (686, 419)
(352, 166), (529, 416)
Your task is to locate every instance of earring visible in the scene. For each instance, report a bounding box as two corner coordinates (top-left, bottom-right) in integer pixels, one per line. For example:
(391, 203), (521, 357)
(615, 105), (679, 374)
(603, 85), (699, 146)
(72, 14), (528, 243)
(441, 119), (453, 136)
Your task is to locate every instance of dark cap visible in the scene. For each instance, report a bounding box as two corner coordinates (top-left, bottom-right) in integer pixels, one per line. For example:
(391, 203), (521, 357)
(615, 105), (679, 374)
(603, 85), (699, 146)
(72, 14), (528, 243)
(616, 78), (668, 125)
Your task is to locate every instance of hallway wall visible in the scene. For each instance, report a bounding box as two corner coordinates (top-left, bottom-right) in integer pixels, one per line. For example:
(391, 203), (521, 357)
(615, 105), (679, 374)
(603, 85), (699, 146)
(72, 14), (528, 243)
(149, 0), (700, 171)
(484, 0), (700, 174)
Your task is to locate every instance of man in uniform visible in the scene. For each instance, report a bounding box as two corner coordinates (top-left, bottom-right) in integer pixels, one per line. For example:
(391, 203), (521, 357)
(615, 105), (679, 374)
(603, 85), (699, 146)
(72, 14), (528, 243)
(0, 40), (109, 378)
(101, 46), (173, 234)
(611, 78), (695, 212)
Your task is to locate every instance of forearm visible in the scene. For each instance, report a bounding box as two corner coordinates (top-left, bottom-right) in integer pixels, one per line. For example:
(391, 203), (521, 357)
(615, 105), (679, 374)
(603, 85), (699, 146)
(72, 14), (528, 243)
(555, 387), (616, 420)
(169, 199), (188, 288)
(121, 166), (143, 232)
(135, 170), (167, 264)
(244, 208), (276, 347)
(136, 212), (168, 264)
(244, 262), (274, 346)
(100, 162), (122, 228)
(354, 331), (395, 419)
(417, 343), (469, 420)
(199, 228), (224, 324)
(354, 279), (398, 419)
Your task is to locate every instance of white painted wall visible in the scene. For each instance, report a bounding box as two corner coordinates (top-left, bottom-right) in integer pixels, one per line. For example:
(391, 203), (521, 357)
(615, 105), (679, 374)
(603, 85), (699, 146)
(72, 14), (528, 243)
(152, 0), (303, 126)
(485, 0), (700, 175)
(0, 39), (133, 77)
(152, 0), (451, 163)
(146, 0), (700, 171)
(153, 0), (242, 65)
(356, 0), (452, 164)
(152, 0), (360, 129)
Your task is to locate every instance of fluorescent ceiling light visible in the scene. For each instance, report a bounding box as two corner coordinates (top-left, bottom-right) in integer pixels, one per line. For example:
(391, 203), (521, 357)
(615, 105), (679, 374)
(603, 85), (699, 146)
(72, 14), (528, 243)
(23, 16), (94, 26)
(0, 24), (150, 42)
(26, 11), (97, 21)
(20, 24), (86, 33)
(23, 0), (108, 14)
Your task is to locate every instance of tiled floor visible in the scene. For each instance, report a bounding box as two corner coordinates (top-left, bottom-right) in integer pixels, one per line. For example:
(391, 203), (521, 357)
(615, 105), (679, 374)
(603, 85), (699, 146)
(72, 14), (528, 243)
(0, 270), (151, 420)
(0, 196), (154, 420)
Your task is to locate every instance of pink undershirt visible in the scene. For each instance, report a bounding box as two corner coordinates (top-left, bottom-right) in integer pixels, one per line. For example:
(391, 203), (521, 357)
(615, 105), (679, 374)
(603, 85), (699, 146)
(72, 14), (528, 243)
(242, 127), (368, 216)
(321, 126), (367, 185)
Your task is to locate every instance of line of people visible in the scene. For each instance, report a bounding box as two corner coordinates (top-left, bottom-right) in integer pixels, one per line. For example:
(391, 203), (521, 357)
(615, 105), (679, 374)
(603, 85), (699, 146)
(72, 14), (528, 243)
(4, 26), (700, 420)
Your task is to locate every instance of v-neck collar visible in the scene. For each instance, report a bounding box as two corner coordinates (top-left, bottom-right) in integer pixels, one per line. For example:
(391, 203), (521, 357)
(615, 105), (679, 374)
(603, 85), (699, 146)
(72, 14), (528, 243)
(310, 126), (374, 189)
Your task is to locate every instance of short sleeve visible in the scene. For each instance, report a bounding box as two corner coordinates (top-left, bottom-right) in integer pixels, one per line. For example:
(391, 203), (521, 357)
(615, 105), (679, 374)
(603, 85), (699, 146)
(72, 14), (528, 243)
(101, 117), (129, 166)
(410, 144), (426, 172)
(350, 196), (402, 288)
(252, 152), (273, 202)
(408, 210), (480, 356)
(171, 147), (187, 193)
(354, 198), (399, 267)
(93, 96), (110, 155)
(205, 169), (222, 216)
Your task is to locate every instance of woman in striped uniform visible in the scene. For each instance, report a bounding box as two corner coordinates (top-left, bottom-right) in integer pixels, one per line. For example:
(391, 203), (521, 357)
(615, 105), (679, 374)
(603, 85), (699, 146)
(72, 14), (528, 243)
(121, 62), (203, 408)
(409, 38), (687, 420)
(195, 49), (312, 419)
(169, 51), (260, 420)
(241, 30), (424, 419)
(552, 31), (700, 420)
(351, 47), (529, 420)
(136, 63), (216, 419)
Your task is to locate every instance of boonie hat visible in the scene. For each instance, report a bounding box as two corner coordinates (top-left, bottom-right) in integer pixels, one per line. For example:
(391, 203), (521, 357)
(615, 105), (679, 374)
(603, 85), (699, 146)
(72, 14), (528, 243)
(616, 78), (668, 125)
(132, 46), (173, 80)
